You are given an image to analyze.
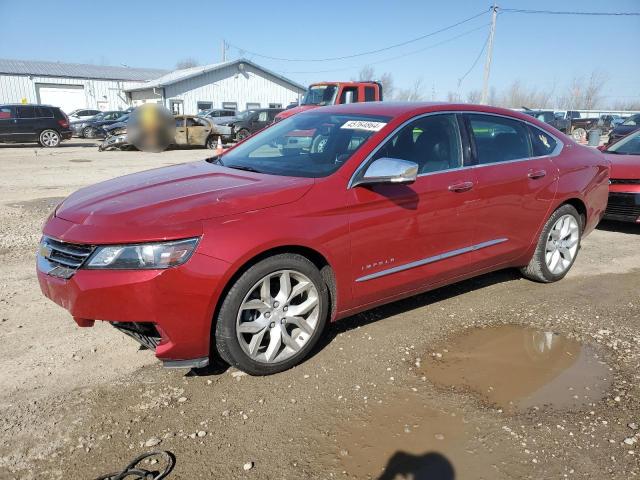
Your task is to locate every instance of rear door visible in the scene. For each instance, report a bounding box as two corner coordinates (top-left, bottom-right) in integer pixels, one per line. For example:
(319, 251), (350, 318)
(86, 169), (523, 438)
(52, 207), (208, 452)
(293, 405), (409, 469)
(186, 117), (211, 146)
(174, 117), (187, 145)
(15, 106), (39, 141)
(464, 113), (559, 268)
(349, 113), (481, 307)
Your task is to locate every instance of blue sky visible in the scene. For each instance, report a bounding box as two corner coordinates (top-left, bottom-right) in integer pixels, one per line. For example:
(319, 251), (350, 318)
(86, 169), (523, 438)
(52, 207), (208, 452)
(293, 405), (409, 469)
(0, 0), (638, 105)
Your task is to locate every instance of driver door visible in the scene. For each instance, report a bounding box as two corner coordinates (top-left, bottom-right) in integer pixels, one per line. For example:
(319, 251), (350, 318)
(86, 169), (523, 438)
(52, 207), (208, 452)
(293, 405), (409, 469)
(174, 117), (187, 145)
(186, 117), (211, 146)
(348, 114), (481, 307)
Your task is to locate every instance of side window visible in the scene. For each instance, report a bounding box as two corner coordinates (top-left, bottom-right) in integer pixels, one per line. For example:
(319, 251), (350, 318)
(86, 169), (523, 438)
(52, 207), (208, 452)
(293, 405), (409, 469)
(37, 107), (54, 118)
(267, 110), (279, 121)
(0, 106), (12, 119)
(257, 111), (269, 122)
(16, 106), (37, 118)
(187, 117), (208, 127)
(223, 110), (235, 116)
(529, 126), (558, 157)
(339, 87), (358, 104)
(175, 118), (185, 127)
(372, 114), (462, 174)
(364, 86), (376, 102)
(467, 114), (532, 164)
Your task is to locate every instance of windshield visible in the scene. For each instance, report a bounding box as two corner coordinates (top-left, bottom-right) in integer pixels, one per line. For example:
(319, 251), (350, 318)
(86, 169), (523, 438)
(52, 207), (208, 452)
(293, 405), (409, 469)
(301, 85), (338, 106)
(622, 115), (639, 126)
(217, 112), (391, 178)
(115, 114), (129, 123)
(606, 130), (640, 155)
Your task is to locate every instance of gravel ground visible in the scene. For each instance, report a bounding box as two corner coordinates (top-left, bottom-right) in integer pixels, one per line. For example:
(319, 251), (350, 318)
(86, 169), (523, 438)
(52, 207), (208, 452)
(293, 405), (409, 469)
(0, 139), (638, 479)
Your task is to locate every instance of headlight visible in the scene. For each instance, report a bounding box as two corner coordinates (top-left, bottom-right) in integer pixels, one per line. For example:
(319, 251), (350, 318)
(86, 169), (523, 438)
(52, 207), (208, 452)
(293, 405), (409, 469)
(86, 238), (199, 270)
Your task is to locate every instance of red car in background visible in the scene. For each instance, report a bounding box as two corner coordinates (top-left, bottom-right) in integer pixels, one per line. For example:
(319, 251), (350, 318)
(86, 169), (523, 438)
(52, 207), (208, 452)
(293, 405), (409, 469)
(37, 102), (609, 375)
(601, 129), (640, 223)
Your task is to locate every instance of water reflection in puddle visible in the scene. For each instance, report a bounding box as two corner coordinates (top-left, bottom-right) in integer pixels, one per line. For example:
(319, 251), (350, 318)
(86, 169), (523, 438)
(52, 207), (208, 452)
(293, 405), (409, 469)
(421, 325), (612, 412)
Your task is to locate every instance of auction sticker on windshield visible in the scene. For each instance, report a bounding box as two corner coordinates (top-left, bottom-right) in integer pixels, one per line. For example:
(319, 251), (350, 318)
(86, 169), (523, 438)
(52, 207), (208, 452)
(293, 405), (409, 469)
(341, 120), (387, 132)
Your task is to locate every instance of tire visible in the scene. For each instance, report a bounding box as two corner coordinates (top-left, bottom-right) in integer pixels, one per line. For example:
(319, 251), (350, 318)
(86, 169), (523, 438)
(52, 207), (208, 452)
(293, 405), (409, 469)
(206, 136), (217, 149)
(572, 127), (586, 141)
(39, 129), (61, 148)
(235, 128), (250, 142)
(520, 204), (582, 283)
(215, 254), (329, 375)
(82, 126), (96, 138)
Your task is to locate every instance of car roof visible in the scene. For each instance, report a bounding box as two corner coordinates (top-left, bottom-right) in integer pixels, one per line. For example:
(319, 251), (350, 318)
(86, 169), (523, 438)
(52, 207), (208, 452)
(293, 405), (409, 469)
(1, 103), (60, 108)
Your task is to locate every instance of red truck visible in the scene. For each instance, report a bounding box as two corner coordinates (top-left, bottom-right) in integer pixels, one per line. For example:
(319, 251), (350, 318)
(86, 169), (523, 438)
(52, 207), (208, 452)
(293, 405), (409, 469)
(275, 81), (383, 122)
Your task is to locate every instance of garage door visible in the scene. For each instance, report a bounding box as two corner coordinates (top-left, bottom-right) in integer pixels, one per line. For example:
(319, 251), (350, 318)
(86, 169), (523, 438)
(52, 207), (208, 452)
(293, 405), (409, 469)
(36, 84), (86, 114)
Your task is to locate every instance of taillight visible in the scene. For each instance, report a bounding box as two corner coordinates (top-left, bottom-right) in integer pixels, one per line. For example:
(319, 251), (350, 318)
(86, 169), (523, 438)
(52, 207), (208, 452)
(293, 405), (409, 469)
(57, 119), (69, 128)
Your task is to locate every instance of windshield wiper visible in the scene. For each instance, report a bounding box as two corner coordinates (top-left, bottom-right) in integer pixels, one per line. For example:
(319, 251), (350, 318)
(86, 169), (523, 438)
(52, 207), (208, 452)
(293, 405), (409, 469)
(226, 164), (264, 173)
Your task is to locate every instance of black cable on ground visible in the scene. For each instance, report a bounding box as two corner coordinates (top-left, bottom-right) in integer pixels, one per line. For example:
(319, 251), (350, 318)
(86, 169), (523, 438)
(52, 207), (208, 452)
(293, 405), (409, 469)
(94, 451), (175, 480)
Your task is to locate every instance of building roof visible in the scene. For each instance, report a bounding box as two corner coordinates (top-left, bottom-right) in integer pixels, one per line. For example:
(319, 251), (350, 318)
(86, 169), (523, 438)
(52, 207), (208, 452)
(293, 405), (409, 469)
(124, 58), (305, 92)
(0, 58), (168, 81)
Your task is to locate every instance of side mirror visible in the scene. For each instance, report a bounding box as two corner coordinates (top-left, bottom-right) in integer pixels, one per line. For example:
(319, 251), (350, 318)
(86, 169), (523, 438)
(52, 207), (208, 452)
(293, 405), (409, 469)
(352, 157), (418, 187)
(343, 90), (354, 104)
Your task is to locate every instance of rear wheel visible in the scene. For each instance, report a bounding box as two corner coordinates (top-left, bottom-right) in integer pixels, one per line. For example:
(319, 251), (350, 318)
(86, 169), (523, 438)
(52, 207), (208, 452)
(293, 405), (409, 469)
(520, 204), (582, 283)
(572, 127), (586, 141)
(82, 126), (96, 138)
(39, 129), (60, 148)
(206, 136), (218, 149)
(215, 254), (328, 375)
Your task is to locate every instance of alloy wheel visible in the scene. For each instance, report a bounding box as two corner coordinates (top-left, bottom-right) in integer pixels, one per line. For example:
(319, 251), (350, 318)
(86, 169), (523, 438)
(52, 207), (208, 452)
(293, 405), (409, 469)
(236, 270), (320, 364)
(40, 130), (59, 147)
(545, 214), (579, 275)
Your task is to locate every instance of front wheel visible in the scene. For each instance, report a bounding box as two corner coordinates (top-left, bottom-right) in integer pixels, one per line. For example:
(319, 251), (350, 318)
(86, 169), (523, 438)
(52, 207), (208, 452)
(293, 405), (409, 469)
(572, 127), (586, 141)
(206, 136), (218, 149)
(235, 128), (250, 142)
(520, 204), (582, 283)
(39, 129), (61, 148)
(215, 254), (329, 375)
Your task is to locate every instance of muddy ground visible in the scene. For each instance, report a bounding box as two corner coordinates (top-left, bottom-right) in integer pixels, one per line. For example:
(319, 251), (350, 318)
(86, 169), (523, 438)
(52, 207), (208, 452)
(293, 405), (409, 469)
(0, 139), (638, 479)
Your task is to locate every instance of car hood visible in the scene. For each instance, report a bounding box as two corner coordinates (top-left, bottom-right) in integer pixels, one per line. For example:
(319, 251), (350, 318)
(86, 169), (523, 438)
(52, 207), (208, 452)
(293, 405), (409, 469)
(55, 161), (314, 231)
(612, 125), (639, 137)
(604, 153), (640, 179)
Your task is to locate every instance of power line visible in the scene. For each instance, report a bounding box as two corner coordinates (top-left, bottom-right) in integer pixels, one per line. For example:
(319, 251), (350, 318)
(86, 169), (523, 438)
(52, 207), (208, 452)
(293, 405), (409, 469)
(276, 23), (489, 75)
(457, 31), (490, 88)
(228, 9), (490, 62)
(500, 8), (640, 16)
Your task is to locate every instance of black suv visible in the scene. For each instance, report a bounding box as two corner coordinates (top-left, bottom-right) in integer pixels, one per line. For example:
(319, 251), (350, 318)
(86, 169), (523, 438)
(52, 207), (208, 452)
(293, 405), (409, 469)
(0, 104), (72, 147)
(221, 108), (283, 141)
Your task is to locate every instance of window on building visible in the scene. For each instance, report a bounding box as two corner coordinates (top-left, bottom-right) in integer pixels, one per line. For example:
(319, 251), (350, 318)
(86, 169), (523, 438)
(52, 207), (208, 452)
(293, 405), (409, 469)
(222, 102), (237, 111)
(467, 114), (532, 164)
(246, 102), (261, 110)
(197, 102), (213, 112)
(268, 103), (282, 109)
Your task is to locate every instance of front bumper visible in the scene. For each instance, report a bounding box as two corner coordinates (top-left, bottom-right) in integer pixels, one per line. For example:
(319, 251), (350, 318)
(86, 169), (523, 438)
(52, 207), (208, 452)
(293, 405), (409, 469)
(604, 192), (640, 223)
(37, 249), (231, 366)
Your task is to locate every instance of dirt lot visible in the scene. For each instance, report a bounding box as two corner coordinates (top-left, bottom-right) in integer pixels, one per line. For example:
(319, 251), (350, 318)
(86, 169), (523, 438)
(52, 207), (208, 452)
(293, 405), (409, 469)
(0, 139), (639, 479)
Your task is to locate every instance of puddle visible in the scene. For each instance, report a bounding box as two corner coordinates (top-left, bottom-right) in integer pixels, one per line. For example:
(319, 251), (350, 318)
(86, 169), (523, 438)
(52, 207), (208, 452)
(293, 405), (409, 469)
(421, 325), (612, 412)
(338, 396), (505, 479)
(7, 196), (65, 216)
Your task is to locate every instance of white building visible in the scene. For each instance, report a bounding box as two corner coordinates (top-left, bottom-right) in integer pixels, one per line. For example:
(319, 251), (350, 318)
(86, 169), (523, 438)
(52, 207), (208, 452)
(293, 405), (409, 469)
(0, 58), (305, 116)
(0, 58), (166, 113)
(124, 59), (305, 115)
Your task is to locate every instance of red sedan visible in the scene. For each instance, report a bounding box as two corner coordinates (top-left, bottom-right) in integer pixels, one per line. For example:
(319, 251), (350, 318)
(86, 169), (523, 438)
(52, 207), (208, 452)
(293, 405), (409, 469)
(601, 129), (640, 223)
(37, 103), (609, 375)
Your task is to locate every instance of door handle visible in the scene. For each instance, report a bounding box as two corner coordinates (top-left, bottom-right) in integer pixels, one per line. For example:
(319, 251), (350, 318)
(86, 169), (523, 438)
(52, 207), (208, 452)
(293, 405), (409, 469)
(448, 181), (474, 193)
(527, 169), (547, 179)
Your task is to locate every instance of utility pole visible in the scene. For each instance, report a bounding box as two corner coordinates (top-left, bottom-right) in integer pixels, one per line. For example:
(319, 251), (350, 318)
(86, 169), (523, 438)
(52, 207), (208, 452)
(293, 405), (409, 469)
(221, 40), (227, 62)
(481, 3), (498, 104)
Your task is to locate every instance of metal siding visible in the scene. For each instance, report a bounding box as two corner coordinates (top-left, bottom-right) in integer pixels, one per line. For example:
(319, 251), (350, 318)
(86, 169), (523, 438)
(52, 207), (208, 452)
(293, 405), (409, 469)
(164, 64), (303, 114)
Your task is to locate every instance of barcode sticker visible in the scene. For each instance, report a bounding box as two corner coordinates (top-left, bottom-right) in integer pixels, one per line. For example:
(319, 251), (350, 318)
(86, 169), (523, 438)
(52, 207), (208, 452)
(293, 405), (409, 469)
(341, 120), (387, 132)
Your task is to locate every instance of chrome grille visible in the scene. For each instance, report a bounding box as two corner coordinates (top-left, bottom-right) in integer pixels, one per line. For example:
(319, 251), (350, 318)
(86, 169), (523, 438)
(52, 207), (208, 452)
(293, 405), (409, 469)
(38, 236), (95, 279)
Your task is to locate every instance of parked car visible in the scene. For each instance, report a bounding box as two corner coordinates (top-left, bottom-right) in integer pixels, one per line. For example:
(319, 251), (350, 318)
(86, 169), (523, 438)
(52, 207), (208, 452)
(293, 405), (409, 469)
(0, 104), (71, 147)
(606, 114), (640, 146)
(219, 108), (283, 141)
(275, 81), (383, 122)
(67, 109), (100, 122)
(96, 114), (129, 138)
(198, 108), (237, 124)
(555, 110), (600, 140)
(36, 102), (609, 374)
(70, 110), (126, 138)
(600, 129), (640, 223)
(523, 110), (570, 133)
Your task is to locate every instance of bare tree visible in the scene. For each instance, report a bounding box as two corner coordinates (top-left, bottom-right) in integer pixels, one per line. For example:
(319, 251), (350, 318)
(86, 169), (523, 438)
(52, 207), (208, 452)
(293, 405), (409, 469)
(176, 57), (199, 69)
(355, 65), (375, 82)
(379, 72), (395, 99)
(466, 89), (482, 104)
(556, 70), (607, 110)
(446, 91), (462, 102)
(395, 79), (425, 102)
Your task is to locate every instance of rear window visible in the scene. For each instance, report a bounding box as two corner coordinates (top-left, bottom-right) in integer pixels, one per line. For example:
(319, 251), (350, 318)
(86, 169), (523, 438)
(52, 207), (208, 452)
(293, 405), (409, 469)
(0, 106), (12, 119)
(529, 126), (558, 157)
(364, 86), (376, 102)
(36, 106), (54, 118)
